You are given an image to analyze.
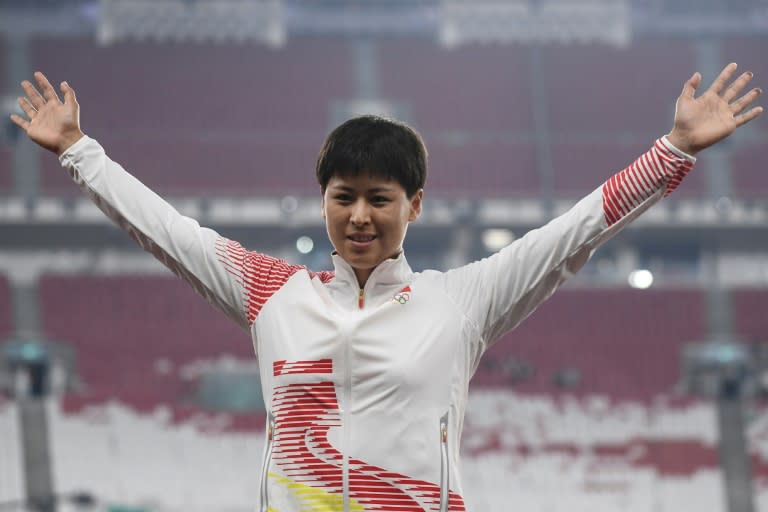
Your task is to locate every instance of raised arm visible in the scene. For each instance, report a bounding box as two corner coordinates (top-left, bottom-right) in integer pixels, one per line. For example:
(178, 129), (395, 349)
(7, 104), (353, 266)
(10, 72), (301, 332)
(443, 63), (763, 352)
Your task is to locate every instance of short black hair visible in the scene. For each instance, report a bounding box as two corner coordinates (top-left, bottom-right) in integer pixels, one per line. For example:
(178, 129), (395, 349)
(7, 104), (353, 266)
(316, 115), (427, 197)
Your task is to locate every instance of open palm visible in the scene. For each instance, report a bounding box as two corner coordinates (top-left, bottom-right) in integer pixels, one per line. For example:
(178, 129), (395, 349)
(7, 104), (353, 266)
(10, 71), (84, 155)
(669, 63), (763, 155)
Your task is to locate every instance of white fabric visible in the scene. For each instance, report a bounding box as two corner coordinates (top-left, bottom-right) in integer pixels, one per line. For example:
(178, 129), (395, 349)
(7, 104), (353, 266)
(59, 135), (694, 511)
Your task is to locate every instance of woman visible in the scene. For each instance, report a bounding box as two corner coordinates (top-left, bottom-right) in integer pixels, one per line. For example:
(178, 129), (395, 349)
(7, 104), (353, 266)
(11, 65), (762, 511)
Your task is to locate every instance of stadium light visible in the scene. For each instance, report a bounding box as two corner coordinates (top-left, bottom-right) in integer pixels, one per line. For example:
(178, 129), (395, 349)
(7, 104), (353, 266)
(296, 236), (314, 254)
(481, 229), (515, 252)
(98, 0), (285, 47)
(439, 0), (631, 48)
(627, 269), (653, 289)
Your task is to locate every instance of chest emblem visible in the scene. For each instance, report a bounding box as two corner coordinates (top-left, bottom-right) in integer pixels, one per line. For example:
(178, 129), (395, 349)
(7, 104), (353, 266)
(391, 285), (411, 305)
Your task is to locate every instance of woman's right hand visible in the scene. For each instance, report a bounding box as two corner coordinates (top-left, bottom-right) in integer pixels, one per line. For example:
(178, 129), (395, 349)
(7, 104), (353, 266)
(10, 71), (84, 156)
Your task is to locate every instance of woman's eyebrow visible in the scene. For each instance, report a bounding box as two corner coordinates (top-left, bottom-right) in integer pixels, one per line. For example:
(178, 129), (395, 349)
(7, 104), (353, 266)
(329, 185), (395, 193)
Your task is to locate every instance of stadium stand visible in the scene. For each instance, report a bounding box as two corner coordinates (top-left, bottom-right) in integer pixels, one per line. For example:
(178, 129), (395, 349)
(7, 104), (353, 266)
(30, 37), (355, 196)
(39, 275), (250, 405)
(39, 274), (711, 409)
(732, 289), (768, 342)
(0, 147), (12, 194)
(540, 41), (696, 137)
(46, 391), (751, 512)
(0, 35), (4, 89)
(722, 37), (767, 199)
(0, 36), (11, 195)
(35, 277), (768, 511)
(48, 400), (266, 510)
(53, 137), (325, 196)
(731, 143), (768, 198)
(377, 40), (533, 134)
(463, 390), (720, 470)
(426, 140), (538, 198)
(24, 37), (722, 199)
(541, 41), (710, 198)
(474, 288), (708, 400)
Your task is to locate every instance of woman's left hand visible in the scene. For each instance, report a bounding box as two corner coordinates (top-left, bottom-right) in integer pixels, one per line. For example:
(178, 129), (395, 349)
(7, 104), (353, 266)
(667, 62), (763, 156)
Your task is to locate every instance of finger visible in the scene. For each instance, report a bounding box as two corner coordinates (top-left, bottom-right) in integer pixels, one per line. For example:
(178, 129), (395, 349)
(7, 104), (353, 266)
(60, 81), (78, 106)
(682, 72), (701, 98)
(9, 113), (30, 132)
(730, 87), (763, 115)
(34, 71), (62, 104)
(21, 80), (46, 109)
(723, 71), (754, 103)
(17, 97), (37, 119)
(708, 62), (738, 95)
(735, 105), (764, 127)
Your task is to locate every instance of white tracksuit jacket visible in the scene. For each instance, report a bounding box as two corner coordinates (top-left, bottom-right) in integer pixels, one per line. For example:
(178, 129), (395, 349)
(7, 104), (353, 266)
(60, 135), (695, 511)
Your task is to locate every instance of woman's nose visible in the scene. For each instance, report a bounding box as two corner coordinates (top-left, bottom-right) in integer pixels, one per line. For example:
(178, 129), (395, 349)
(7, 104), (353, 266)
(350, 199), (371, 225)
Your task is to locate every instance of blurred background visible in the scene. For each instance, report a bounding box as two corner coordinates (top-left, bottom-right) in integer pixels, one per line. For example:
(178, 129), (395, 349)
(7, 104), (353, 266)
(0, 0), (767, 511)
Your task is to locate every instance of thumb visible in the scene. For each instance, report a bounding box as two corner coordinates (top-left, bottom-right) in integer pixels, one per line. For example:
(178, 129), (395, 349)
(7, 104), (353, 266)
(60, 81), (77, 106)
(681, 72), (701, 99)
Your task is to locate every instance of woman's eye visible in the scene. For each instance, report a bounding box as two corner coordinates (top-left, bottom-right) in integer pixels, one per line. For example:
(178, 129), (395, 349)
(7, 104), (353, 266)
(335, 195), (352, 202)
(372, 196), (389, 204)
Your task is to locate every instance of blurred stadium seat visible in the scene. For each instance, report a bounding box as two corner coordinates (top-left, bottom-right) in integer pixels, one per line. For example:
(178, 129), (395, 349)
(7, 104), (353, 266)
(45, 389), (767, 512)
(48, 400), (266, 509)
(1, 31), (11, 195)
(378, 40), (533, 134)
(722, 37), (768, 136)
(475, 288), (708, 400)
(540, 41), (696, 137)
(427, 140), (538, 197)
(40, 275), (249, 406)
(732, 289), (768, 341)
(731, 143), (768, 198)
(30, 37), (354, 196)
(0, 148), (11, 195)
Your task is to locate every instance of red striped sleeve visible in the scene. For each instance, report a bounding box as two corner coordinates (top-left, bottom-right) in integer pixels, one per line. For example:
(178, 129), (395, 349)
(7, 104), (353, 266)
(602, 137), (695, 226)
(215, 238), (334, 325)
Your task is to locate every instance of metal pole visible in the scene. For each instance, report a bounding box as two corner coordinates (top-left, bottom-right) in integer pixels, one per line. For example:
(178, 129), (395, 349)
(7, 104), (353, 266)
(716, 376), (756, 512)
(17, 398), (56, 512)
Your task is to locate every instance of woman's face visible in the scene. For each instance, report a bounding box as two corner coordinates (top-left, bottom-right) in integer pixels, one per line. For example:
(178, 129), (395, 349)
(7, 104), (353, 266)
(322, 173), (422, 287)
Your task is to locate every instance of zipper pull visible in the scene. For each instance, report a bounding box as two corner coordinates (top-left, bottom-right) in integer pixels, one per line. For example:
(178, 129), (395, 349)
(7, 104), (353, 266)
(358, 288), (365, 309)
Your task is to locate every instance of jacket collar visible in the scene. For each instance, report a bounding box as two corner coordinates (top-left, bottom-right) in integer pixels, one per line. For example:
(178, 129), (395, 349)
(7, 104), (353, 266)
(331, 251), (414, 290)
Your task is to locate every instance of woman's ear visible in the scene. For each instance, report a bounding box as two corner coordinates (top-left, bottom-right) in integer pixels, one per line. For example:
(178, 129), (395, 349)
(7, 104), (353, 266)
(320, 193), (326, 219)
(408, 189), (424, 222)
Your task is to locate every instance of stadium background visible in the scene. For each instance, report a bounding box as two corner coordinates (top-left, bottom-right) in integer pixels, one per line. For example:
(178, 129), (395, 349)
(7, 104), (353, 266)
(1, 0), (767, 511)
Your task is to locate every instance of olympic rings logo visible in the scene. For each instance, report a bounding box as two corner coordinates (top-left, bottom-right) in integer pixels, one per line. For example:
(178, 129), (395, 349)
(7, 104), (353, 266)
(392, 292), (410, 305)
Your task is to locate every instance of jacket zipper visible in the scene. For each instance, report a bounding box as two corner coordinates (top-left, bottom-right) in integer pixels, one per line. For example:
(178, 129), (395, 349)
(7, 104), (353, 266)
(358, 288), (365, 309)
(260, 412), (275, 512)
(439, 412), (450, 512)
